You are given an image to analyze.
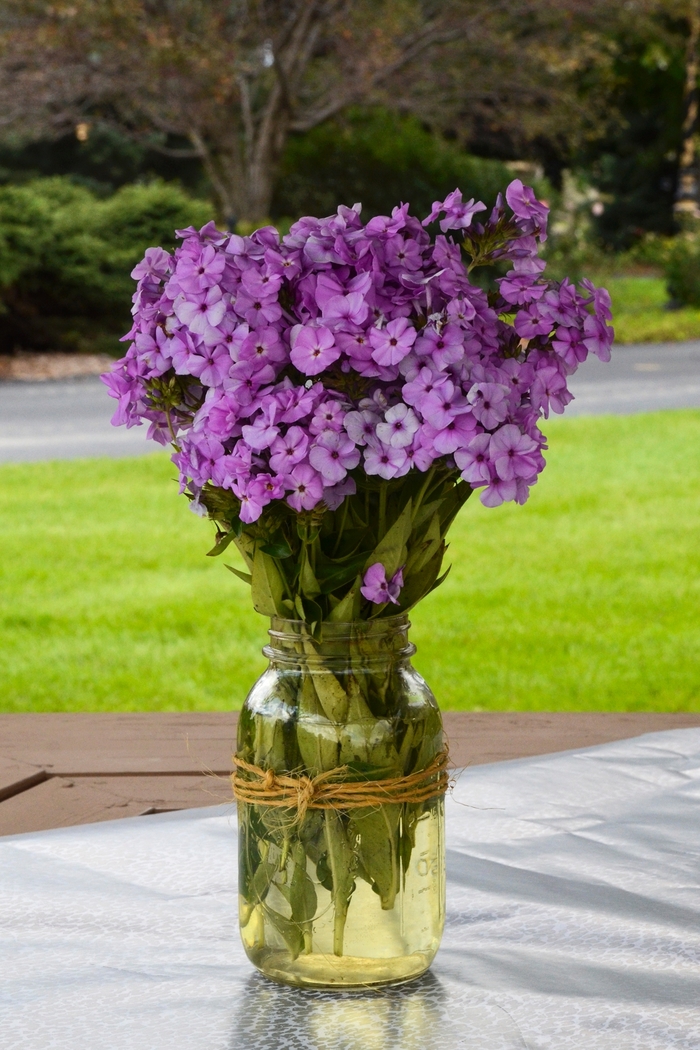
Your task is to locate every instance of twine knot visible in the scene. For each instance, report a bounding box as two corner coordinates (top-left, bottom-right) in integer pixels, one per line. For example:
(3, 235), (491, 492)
(231, 749), (450, 823)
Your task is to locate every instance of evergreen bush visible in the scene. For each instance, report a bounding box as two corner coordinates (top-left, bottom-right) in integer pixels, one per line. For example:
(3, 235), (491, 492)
(0, 178), (211, 354)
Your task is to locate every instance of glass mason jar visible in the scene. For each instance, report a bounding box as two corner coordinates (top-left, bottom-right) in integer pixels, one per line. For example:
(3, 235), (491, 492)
(236, 613), (445, 989)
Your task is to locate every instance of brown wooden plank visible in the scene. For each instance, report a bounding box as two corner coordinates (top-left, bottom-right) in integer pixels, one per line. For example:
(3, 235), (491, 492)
(441, 711), (700, 768)
(0, 774), (233, 837)
(0, 712), (239, 776)
(0, 756), (48, 802)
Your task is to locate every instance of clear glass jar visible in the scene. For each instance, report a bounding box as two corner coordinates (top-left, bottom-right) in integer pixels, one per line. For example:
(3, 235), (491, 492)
(236, 614), (445, 989)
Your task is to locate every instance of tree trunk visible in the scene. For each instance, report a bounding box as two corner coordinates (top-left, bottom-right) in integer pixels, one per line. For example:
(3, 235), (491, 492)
(675, 0), (700, 222)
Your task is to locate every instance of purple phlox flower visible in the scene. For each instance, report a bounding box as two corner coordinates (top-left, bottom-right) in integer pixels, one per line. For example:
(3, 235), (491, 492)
(310, 399), (346, 436)
(420, 409), (477, 455)
(582, 314), (614, 362)
(101, 369), (144, 428)
(275, 384), (320, 424)
(241, 266), (283, 300)
(290, 324), (341, 375)
(238, 326), (286, 366)
(322, 475), (357, 511)
(370, 317), (417, 367)
(447, 297), (477, 325)
(498, 270), (546, 307)
(366, 203), (410, 237)
(133, 331), (170, 377)
(360, 562), (404, 605)
(419, 378), (469, 429)
(454, 433), (492, 486)
(314, 272), (345, 311)
(131, 247), (172, 282)
(489, 424), (539, 481)
(336, 329), (379, 376)
(363, 442), (409, 479)
(467, 382), (510, 429)
(402, 366), (449, 408)
(414, 323), (464, 370)
(530, 365), (572, 417)
(376, 403), (420, 448)
(210, 444), (253, 489)
(174, 285), (226, 335)
(497, 358), (534, 396)
(264, 247), (301, 280)
(505, 180), (549, 238)
(286, 462), (324, 511)
(385, 235), (423, 271)
(175, 434), (224, 486)
(480, 476), (518, 508)
(234, 473), (284, 524)
(322, 291), (369, 328)
(226, 359), (276, 405)
(269, 426), (309, 474)
(234, 290), (283, 327)
(422, 189), (487, 233)
(552, 326), (588, 369)
(405, 440), (436, 472)
(170, 330), (203, 374)
(187, 343), (231, 387)
(241, 405), (280, 450)
(309, 430), (360, 484)
(207, 392), (242, 439)
(343, 408), (381, 447)
(175, 244), (226, 294)
(514, 304), (552, 340)
(581, 280), (613, 323)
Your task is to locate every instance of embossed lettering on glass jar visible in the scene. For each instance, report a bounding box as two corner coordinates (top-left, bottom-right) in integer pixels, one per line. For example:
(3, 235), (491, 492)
(235, 614), (446, 989)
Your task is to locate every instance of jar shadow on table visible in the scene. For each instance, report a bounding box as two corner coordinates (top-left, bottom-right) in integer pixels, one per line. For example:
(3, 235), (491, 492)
(227, 970), (528, 1050)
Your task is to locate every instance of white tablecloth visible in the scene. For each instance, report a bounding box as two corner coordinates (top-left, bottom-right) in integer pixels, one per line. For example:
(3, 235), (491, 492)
(1, 728), (699, 1050)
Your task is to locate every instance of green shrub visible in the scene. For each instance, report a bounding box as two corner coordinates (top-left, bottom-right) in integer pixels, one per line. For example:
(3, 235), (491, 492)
(665, 232), (700, 307)
(0, 177), (212, 354)
(273, 109), (520, 221)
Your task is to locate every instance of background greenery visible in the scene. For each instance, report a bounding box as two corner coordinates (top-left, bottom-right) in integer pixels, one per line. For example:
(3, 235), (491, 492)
(2, 409), (697, 714)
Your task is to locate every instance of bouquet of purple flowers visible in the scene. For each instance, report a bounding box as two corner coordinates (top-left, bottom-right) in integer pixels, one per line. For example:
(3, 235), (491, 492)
(104, 182), (612, 971)
(104, 180), (613, 626)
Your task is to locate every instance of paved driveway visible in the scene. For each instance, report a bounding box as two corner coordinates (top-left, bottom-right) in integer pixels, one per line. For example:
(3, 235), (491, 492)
(1, 340), (699, 462)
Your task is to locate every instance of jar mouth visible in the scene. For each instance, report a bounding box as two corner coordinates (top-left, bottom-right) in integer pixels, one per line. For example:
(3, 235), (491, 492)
(269, 611), (410, 640)
(265, 612), (414, 662)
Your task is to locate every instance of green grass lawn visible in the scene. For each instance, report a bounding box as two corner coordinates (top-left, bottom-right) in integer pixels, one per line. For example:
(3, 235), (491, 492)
(1, 409), (699, 713)
(606, 275), (700, 344)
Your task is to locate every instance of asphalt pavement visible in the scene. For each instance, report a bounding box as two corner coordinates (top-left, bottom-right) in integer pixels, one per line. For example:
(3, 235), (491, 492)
(1, 340), (699, 462)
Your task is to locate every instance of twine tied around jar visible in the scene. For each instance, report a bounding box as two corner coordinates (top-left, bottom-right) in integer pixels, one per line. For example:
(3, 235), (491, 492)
(232, 749), (450, 823)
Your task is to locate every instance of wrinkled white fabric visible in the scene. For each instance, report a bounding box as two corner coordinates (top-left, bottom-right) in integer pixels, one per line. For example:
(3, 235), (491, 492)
(1, 728), (699, 1050)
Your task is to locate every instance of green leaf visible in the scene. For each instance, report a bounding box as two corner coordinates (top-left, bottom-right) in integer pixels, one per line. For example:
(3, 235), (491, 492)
(289, 840), (318, 927)
(405, 511), (441, 575)
(317, 551), (370, 594)
(324, 811), (357, 955)
(260, 540), (293, 559)
(263, 905), (304, 960)
(225, 564), (252, 585)
(349, 805), (401, 910)
(250, 859), (277, 905)
(365, 498), (413, 578)
(206, 530), (239, 557)
(299, 549), (321, 599)
(327, 575), (362, 622)
(251, 546), (286, 617)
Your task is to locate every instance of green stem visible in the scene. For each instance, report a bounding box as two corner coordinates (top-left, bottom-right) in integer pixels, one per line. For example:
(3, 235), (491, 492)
(332, 498), (350, 557)
(412, 466), (436, 522)
(378, 487), (387, 538)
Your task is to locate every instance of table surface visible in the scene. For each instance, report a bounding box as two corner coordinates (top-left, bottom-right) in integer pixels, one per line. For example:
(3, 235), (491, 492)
(2, 711), (700, 837)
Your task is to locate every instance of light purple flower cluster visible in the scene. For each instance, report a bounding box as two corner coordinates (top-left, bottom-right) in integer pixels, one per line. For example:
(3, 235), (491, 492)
(103, 180), (613, 523)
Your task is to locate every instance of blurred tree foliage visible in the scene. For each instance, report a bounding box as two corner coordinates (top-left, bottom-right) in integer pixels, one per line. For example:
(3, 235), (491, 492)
(272, 109), (516, 221)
